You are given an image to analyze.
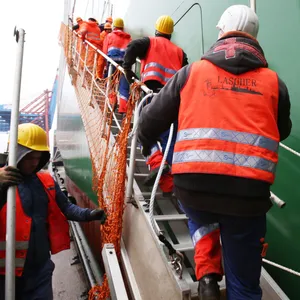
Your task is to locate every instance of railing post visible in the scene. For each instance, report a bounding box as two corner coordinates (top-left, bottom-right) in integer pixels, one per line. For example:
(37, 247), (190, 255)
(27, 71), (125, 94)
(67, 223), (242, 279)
(73, 33), (78, 66)
(91, 50), (98, 89)
(81, 42), (89, 83)
(6, 27), (25, 300)
(87, 52), (98, 106)
(77, 38), (83, 73)
(100, 64), (113, 135)
(125, 101), (138, 201)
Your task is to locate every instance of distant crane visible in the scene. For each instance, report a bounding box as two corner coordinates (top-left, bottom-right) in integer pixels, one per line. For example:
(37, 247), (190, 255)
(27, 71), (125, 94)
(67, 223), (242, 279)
(0, 74), (58, 145)
(19, 89), (52, 145)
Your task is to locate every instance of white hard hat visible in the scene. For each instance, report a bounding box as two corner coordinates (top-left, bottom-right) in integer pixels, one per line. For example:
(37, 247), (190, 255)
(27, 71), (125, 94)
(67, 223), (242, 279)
(216, 5), (259, 38)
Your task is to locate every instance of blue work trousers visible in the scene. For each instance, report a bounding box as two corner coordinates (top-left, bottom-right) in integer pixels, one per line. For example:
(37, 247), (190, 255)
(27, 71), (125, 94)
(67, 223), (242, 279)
(180, 202), (266, 300)
(158, 121), (178, 166)
(104, 61), (130, 113)
(142, 93), (178, 166)
(0, 259), (55, 300)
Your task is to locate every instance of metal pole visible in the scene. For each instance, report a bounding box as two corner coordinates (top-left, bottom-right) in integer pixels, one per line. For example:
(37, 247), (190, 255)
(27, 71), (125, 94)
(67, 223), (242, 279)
(249, 0), (256, 12)
(5, 27), (25, 300)
(126, 93), (156, 201)
(100, 64), (113, 135)
(125, 101), (138, 201)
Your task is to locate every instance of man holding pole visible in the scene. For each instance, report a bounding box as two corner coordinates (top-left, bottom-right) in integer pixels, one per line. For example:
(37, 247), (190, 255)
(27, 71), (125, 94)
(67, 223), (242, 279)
(0, 123), (107, 299)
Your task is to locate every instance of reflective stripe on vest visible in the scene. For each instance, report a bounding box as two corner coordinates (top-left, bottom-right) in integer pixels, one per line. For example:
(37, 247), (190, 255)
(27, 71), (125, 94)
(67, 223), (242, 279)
(173, 150), (276, 173)
(192, 223), (219, 246)
(0, 172), (70, 276)
(108, 46), (126, 52)
(141, 37), (183, 85)
(175, 127), (278, 175)
(0, 241), (29, 251)
(142, 62), (177, 83)
(173, 59), (279, 183)
(176, 128), (278, 152)
(107, 46), (126, 61)
(0, 258), (26, 268)
(0, 241), (28, 268)
(86, 32), (100, 41)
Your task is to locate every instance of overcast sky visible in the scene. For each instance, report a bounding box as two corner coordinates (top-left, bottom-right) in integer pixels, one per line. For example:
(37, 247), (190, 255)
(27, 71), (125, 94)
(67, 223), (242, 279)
(0, 0), (64, 106)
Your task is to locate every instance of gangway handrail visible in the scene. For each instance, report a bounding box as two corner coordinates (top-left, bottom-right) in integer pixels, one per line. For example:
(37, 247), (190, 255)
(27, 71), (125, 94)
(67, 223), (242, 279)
(70, 25), (300, 159)
(71, 29), (152, 95)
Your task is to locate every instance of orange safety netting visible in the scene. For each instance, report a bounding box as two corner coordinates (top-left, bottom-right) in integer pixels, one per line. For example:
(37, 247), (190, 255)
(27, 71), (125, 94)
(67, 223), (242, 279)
(59, 23), (143, 299)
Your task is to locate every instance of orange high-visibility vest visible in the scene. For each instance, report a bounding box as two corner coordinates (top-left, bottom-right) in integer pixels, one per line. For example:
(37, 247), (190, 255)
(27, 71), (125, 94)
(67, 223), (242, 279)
(172, 60), (279, 184)
(140, 37), (183, 85)
(99, 30), (108, 49)
(103, 30), (131, 61)
(0, 172), (70, 276)
(79, 21), (101, 47)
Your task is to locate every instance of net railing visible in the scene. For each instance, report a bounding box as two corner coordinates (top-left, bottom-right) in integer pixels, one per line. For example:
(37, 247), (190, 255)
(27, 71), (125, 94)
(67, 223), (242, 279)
(59, 23), (146, 299)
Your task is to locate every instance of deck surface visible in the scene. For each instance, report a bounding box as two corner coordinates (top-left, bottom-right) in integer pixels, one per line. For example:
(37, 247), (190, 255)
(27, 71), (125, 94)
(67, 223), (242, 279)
(52, 241), (89, 300)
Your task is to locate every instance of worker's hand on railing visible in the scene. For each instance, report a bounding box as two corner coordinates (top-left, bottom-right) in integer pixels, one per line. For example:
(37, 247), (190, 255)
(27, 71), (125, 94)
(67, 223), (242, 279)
(0, 166), (23, 189)
(88, 209), (107, 224)
(124, 69), (139, 85)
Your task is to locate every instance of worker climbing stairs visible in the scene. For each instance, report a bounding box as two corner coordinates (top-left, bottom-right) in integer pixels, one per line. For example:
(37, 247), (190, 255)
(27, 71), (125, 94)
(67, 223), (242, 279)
(57, 22), (291, 300)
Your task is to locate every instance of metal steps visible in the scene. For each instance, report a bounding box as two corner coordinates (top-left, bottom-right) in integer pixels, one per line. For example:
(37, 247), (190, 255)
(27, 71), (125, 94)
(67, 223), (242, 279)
(123, 129), (201, 299)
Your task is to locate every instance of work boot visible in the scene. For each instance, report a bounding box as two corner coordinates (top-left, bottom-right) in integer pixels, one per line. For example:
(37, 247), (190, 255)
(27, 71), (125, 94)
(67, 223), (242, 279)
(198, 274), (220, 300)
(143, 164), (170, 187)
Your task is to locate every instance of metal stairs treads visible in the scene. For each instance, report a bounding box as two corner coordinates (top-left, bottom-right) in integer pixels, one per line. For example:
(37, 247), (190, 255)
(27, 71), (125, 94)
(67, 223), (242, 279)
(172, 242), (194, 252)
(141, 191), (163, 197)
(154, 214), (188, 221)
(126, 158), (145, 162)
(127, 146), (142, 150)
(134, 173), (148, 177)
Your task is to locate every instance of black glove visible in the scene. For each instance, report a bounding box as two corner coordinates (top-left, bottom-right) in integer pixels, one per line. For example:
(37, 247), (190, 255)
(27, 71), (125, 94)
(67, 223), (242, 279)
(124, 69), (138, 85)
(89, 209), (107, 224)
(139, 137), (163, 157)
(141, 144), (152, 157)
(0, 166), (23, 189)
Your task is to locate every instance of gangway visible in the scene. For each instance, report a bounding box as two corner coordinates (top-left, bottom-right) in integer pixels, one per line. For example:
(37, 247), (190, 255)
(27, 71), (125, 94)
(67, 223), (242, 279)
(57, 23), (291, 300)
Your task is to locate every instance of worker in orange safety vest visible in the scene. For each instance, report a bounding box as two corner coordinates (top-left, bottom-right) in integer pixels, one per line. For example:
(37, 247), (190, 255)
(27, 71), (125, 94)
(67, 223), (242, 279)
(103, 18), (131, 114)
(123, 15), (188, 196)
(96, 22), (113, 79)
(72, 17), (86, 66)
(0, 123), (106, 300)
(137, 5), (292, 300)
(78, 17), (101, 71)
(72, 16), (84, 31)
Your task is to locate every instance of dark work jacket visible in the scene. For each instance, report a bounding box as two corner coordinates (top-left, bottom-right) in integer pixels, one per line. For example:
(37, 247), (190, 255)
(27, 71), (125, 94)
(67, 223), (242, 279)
(137, 32), (292, 216)
(123, 36), (189, 91)
(0, 174), (92, 275)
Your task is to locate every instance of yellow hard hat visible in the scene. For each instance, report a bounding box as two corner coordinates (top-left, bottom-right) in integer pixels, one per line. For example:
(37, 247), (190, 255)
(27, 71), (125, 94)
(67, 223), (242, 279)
(113, 18), (124, 28)
(17, 123), (49, 152)
(155, 15), (174, 35)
